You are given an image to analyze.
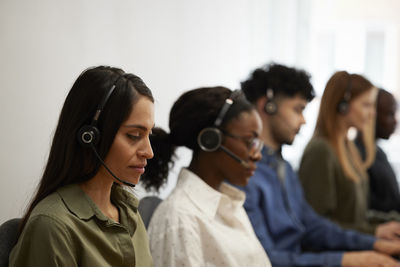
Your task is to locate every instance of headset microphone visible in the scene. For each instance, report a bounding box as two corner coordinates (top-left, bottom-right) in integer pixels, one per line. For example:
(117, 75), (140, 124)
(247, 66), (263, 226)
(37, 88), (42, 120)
(90, 143), (136, 187)
(220, 145), (250, 168)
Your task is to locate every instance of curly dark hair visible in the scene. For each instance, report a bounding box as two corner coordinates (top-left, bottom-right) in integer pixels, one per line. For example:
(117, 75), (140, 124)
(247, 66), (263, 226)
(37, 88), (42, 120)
(241, 62), (315, 103)
(140, 86), (254, 192)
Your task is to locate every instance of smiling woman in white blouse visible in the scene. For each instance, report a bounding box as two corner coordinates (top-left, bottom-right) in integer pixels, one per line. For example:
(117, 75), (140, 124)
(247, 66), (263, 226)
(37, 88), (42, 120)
(140, 87), (271, 267)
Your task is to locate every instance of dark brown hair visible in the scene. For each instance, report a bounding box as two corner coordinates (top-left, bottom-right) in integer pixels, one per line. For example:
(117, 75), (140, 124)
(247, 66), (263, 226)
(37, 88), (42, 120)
(19, 66), (153, 235)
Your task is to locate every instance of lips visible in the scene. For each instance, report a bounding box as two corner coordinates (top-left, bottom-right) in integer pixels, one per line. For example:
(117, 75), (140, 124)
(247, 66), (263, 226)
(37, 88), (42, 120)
(129, 164), (146, 174)
(245, 165), (257, 176)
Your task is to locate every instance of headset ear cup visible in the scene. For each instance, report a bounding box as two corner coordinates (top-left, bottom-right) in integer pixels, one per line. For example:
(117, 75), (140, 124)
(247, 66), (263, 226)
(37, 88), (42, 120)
(197, 127), (222, 152)
(77, 125), (100, 147)
(264, 100), (278, 115)
(337, 100), (349, 114)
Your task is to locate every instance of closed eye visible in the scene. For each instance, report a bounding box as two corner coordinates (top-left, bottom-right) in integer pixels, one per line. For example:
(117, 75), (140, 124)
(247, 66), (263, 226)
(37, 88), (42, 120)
(295, 107), (304, 114)
(127, 133), (141, 141)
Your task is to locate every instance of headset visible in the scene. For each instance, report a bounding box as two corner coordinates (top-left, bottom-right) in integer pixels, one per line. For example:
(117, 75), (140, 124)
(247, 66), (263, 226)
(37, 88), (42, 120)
(264, 88), (278, 115)
(197, 91), (250, 168)
(77, 76), (136, 187)
(337, 74), (352, 114)
(77, 84), (117, 147)
(197, 95), (233, 152)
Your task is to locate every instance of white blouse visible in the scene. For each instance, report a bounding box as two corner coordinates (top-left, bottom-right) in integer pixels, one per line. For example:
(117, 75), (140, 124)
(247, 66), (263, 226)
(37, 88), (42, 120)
(148, 168), (271, 267)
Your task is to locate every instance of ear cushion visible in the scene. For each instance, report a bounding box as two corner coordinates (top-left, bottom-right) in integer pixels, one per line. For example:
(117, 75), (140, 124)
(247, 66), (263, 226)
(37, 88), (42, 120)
(197, 127), (222, 152)
(77, 125), (100, 147)
(264, 100), (278, 115)
(337, 100), (349, 114)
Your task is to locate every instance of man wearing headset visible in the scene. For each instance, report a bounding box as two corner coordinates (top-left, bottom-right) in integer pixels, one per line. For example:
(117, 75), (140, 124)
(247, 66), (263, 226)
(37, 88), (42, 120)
(239, 63), (400, 267)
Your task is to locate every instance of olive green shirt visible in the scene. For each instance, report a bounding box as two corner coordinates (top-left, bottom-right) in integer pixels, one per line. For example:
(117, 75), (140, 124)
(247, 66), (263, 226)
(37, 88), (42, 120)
(9, 184), (153, 267)
(298, 137), (378, 234)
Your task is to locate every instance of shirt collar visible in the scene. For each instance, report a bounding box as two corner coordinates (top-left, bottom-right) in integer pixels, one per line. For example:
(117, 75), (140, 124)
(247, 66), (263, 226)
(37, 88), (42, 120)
(57, 183), (138, 222)
(111, 184), (139, 212)
(261, 145), (283, 163)
(177, 168), (246, 219)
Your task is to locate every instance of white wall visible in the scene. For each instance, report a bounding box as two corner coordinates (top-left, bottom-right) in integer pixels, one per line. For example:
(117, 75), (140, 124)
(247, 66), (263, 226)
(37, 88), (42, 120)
(283, 0), (400, 171)
(0, 0), (274, 224)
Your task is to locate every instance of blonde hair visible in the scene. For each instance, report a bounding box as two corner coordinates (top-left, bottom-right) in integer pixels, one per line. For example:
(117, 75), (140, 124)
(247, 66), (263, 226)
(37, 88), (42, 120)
(314, 71), (376, 182)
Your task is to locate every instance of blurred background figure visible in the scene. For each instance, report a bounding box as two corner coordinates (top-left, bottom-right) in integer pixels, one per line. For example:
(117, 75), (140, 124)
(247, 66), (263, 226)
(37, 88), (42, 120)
(239, 63), (400, 267)
(299, 71), (400, 240)
(357, 89), (399, 213)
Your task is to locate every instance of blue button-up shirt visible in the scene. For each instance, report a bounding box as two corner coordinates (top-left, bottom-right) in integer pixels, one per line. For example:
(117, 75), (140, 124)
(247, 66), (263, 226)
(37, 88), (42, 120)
(239, 146), (376, 267)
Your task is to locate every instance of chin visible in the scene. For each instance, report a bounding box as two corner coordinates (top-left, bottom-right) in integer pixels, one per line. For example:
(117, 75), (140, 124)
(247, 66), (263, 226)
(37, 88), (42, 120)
(238, 176), (251, 187)
(243, 178), (251, 186)
(284, 138), (295, 145)
(132, 177), (140, 185)
(281, 134), (296, 145)
(123, 175), (140, 185)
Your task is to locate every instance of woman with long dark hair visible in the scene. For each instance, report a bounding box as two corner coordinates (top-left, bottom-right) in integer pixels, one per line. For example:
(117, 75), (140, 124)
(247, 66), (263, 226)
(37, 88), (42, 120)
(141, 87), (271, 267)
(10, 66), (154, 266)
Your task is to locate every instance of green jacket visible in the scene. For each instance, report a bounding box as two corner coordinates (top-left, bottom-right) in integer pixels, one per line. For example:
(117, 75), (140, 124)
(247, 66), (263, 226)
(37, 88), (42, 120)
(10, 184), (153, 267)
(298, 137), (378, 234)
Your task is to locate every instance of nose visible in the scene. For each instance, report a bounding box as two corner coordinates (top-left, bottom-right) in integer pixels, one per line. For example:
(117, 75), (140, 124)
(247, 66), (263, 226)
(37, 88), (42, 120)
(300, 114), (306, 125)
(138, 136), (154, 159)
(249, 147), (262, 162)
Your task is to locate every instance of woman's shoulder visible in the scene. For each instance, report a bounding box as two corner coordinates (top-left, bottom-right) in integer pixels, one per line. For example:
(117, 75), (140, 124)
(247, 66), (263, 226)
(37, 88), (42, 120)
(151, 191), (191, 219)
(304, 137), (334, 155)
(21, 194), (73, 244)
(149, 190), (202, 230)
(30, 191), (67, 219)
(300, 137), (339, 168)
(25, 209), (69, 235)
(29, 185), (85, 226)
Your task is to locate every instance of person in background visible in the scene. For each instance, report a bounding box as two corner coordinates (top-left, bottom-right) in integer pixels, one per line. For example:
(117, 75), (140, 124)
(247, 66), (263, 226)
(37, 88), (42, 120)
(141, 87), (272, 267)
(240, 63), (400, 267)
(10, 66), (154, 266)
(357, 88), (400, 213)
(299, 71), (400, 240)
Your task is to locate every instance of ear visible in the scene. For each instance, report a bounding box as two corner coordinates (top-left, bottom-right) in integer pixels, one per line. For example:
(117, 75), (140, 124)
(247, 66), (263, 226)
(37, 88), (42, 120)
(255, 96), (267, 115)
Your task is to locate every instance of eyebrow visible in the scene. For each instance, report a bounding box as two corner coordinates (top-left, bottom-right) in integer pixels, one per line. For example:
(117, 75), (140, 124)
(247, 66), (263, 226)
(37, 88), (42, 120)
(123, 124), (155, 131)
(242, 130), (259, 138)
(251, 131), (260, 137)
(296, 104), (306, 110)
